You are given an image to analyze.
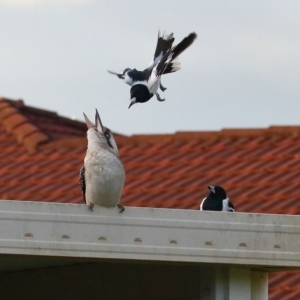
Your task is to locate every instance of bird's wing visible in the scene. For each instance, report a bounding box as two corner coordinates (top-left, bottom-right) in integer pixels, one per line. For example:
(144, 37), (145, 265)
(79, 166), (86, 204)
(224, 198), (235, 212)
(125, 69), (148, 86)
(167, 32), (196, 60)
(155, 32), (197, 76)
(227, 200), (235, 212)
(107, 70), (125, 79)
(108, 69), (136, 86)
(147, 50), (174, 93)
(199, 197), (206, 210)
(148, 29), (174, 69)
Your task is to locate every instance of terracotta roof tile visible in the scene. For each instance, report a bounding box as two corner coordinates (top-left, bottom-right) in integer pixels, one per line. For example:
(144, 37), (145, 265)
(0, 97), (300, 298)
(0, 98), (50, 152)
(2, 114), (27, 132)
(0, 106), (16, 121)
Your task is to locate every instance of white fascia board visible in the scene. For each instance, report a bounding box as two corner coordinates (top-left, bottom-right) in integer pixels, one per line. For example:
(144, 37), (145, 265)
(0, 200), (300, 269)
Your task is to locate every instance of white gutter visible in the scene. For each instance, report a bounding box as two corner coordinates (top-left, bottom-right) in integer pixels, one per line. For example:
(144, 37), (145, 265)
(0, 200), (299, 269)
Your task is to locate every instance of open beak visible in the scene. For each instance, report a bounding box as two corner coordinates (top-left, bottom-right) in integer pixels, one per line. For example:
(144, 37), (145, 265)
(95, 109), (104, 133)
(128, 97), (136, 109)
(83, 112), (94, 129)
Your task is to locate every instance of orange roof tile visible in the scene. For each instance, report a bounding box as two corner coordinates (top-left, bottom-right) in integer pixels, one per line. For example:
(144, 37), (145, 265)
(0, 97), (299, 299)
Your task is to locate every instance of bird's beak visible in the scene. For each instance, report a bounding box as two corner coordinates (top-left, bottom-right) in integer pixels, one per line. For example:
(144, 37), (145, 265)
(208, 186), (215, 193)
(95, 109), (104, 133)
(83, 112), (94, 129)
(128, 97), (136, 109)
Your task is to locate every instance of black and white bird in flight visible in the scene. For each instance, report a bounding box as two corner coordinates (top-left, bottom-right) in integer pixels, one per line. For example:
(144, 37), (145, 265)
(108, 29), (197, 108)
(79, 109), (125, 213)
(200, 186), (235, 212)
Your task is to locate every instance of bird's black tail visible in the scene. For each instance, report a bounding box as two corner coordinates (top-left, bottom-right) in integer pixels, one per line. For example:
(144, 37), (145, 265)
(156, 32), (197, 76)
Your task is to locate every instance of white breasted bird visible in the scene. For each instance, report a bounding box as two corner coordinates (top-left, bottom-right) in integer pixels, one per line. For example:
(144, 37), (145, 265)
(79, 109), (125, 212)
(108, 29), (197, 108)
(200, 186), (235, 212)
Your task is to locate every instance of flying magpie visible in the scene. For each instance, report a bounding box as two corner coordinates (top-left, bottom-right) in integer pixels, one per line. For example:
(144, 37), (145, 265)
(200, 186), (235, 212)
(108, 29), (197, 108)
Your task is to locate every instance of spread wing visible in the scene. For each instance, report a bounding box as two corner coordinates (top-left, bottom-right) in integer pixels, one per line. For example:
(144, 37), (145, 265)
(148, 29), (174, 70)
(155, 32), (197, 77)
(79, 166), (86, 204)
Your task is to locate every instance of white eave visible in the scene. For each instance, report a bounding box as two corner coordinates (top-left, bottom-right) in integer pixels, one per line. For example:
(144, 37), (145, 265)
(0, 200), (300, 271)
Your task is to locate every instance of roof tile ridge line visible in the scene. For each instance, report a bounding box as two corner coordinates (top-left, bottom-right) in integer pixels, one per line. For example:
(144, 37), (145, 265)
(0, 99), (50, 152)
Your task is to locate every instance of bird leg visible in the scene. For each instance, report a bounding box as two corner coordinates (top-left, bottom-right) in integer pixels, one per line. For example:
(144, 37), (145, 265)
(117, 204), (125, 213)
(88, 203), (94, 211)
(155, 93), (165, 102)
(160, 83), (167, 92)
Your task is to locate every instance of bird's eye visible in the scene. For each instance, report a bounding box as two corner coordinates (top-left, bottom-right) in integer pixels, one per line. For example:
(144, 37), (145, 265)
(105, 133), (110, 139)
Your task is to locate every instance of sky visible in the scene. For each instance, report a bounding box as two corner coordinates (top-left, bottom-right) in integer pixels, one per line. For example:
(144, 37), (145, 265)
(0, 0), (300, 135)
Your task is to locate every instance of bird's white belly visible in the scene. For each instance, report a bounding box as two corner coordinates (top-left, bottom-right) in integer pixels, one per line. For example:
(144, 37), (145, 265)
(84, 154), (125, 208)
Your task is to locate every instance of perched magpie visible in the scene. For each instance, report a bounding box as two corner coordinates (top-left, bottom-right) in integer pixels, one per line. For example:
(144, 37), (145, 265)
(200, 186), (235, 212)
(108, 29), (197, 108)
(79, 109), (125, 213)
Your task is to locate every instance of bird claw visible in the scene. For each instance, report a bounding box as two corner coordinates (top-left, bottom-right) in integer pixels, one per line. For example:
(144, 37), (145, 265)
(160, 84), (167, 92)
(117, 204), (125, 213)
(88, 203), (94, 211)
(156, 93), (165, 102)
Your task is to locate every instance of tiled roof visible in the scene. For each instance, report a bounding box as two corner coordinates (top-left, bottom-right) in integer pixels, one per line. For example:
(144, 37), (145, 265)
(0, 97), (300, 299)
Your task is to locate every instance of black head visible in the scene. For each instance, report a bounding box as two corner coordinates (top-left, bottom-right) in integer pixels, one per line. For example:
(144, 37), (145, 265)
(128, 84), (153, 108)
(207, 186), (227, 199)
